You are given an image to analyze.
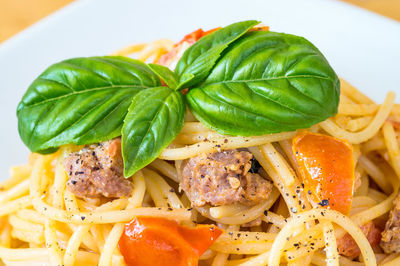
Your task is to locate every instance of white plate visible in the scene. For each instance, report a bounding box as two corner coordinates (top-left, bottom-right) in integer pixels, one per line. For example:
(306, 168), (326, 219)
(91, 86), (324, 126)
(0, 0), (399, 178)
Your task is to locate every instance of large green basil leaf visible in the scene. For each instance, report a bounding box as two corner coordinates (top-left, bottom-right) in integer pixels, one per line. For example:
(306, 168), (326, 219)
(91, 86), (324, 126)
(122, 86), (185, 176)
(17, 56), (160, 153)
(187, 31), (340, 136)
(175, 20), (259, 89)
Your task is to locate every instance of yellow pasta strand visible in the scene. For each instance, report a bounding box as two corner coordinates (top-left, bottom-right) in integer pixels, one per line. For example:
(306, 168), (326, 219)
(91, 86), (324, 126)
(320, 91), (395, 144)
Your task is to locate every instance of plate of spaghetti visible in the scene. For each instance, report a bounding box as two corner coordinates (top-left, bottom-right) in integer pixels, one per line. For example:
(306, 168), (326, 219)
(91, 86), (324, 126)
(1, 17), (400, 266)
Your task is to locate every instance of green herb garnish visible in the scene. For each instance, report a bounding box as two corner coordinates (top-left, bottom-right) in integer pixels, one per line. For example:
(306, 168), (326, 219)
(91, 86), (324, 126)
(16, 20), (340, 177)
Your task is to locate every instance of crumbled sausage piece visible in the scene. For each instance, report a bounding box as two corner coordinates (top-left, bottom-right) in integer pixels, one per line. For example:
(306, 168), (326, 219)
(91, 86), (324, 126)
(63, 138), (132, 198)
(180, 150), (273, 207)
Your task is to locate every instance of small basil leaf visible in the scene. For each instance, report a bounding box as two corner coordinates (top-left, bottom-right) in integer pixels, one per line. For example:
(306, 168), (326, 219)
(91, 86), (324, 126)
(148, 63), (178, 89)
(187, 31), (340, 136)
(122, 87), (185, 177)
(175, 20), (259, 89)
(17, 56), (160, 153)
(176, 73), (195, 90)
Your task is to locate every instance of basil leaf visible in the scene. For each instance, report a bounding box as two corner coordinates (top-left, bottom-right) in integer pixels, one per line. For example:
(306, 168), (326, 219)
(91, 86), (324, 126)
(148, 63), (178, 89)
(122, 87), (185, 176)
(187, 31), (340, 136)
(175, 20), (259, 89)
(17, 56), (160, 153)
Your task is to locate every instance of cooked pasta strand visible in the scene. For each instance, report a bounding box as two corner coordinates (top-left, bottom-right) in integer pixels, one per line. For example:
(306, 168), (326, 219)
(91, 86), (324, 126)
(320, 91), (395, 144)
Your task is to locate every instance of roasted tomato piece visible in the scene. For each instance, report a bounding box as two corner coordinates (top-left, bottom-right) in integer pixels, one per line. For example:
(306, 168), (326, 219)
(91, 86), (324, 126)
(157, 27), (220, 66)
(292, 132), (355, 215)
(119, 217), (222, 266)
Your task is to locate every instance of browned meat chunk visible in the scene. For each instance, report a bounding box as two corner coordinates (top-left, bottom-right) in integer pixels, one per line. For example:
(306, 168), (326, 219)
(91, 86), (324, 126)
(180, 150), (273, 207)
(337, 221), (381, 258)
(63, 138), (133, 198)
(381, 192), (400, 253)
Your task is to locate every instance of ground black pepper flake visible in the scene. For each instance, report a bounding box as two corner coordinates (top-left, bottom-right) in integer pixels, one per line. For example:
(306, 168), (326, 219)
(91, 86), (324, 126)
(71, 180), (77, 185)
(319, 199), (329, 206)
(81, 216), (86, 220)
(249, 158), (261, 173)
(264, 210), (268, 216)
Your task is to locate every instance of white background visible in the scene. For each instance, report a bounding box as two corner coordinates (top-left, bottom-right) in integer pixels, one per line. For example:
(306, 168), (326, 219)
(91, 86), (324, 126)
(0, 0), (399, 178)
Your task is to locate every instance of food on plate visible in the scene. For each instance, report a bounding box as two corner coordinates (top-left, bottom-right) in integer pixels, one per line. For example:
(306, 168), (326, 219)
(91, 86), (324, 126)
(0, 20), (399, 266)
